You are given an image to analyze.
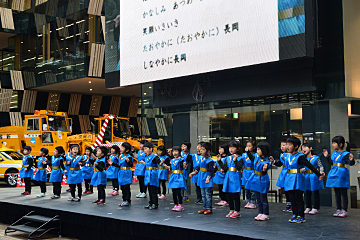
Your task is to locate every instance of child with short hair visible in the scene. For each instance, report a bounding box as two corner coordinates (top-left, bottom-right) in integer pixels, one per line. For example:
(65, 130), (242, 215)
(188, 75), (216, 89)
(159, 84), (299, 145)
(135, 140), (147, 198)
(34, 148), (49, 198)
(108, 142), (133, 207)
(285, 137), (324, 223)
(143, 142), (161, 209)
(218, 141), (242, 218)
(91, 146), (108, 205)
(214, 143), (229, 206)
(189, 142), (214, 215)
(242, 140), (257, 209)
(107, 145), (120, 196)
(245, 142), (272, 221)
(48, 146), (65, 199)
(302, 143), (324, 215)
(165, 146), (187, 211)
(325, 136), (355, 217)
(82, 146), (94, 194)
(192, 142), (204, 204)
(20, 146), (34, 195)
(66, 145), (84, 202)
(157, 145), (170, 199)
(273, 141), (292, 212)
(181, 141), (192, 202)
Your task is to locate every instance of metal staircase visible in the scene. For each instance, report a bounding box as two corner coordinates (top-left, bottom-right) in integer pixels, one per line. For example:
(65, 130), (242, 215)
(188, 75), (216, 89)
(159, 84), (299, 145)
(5, 211), (61, 239)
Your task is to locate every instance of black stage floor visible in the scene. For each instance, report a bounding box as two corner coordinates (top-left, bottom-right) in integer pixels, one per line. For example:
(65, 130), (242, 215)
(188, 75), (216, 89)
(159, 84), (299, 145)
(0, 184), (359, 240)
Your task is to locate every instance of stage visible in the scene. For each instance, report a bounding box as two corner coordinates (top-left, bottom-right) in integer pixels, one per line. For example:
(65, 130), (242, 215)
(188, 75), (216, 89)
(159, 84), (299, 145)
(0, 184), (359, 240)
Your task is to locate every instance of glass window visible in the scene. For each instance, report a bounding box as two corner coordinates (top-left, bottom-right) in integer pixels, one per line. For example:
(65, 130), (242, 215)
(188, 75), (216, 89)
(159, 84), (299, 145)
(0, 151), (23, 160)
(48, 116), (68, 131)
(27, 118), (40, 131)
(42, 132), (53, 143)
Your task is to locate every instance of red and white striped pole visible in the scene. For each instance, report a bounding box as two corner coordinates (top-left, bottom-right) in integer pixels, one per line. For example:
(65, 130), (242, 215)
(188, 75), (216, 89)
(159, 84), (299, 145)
(91, 116), (113, 149)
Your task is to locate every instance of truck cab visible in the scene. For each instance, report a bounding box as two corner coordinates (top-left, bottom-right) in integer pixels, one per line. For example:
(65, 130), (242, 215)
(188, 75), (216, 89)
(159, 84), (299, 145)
(23, 110), (71, 156)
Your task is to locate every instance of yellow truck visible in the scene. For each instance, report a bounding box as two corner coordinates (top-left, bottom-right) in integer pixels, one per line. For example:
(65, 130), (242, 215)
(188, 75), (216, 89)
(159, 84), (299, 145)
(0, 110), (71, 156)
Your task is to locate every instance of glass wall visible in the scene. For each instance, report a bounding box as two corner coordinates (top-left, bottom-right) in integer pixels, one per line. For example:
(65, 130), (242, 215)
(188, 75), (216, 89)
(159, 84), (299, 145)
(141, 84), (360, 207)
(0, 0), (104, 87)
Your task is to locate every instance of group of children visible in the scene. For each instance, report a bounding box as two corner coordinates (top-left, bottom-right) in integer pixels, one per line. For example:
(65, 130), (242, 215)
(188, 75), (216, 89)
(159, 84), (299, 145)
(19, 135), (355, 223)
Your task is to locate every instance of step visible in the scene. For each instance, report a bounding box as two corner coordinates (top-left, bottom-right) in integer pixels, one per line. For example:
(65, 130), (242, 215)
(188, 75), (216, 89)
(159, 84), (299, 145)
(7, 224), (45, 234)
(23, 215), (59, 223)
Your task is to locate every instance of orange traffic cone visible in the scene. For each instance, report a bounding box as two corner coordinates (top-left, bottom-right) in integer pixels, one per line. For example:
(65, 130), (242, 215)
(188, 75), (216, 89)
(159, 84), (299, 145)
(61, 175), (68, 185)
(132, 175), (139, 183)
(16, 174), (25, 188)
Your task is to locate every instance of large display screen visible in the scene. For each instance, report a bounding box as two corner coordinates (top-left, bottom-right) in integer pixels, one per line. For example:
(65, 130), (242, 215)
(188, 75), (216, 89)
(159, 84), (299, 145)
(119, 0), (306, 86)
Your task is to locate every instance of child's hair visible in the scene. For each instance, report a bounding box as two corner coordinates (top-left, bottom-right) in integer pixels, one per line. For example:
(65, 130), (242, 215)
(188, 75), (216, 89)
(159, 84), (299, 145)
(85, 146), (92, 154)
(143, 142), (154, 149)
(247, 140), (256, 151)
(302, 143), (314, 155)
(200, 142), (211, 152)
(111, 145), (120, 154)
(121, 142), (132, 153)
(140, 140), (147, 145)
(197, 141), (204, 146)
(332, 136), (350, 152)
(24, 146), (32, 152)
(70, 144), (80, 155)
(40, 148), (49, 156)
(229, 140), (241, 155)
(182, 141), (191, 150)
(55, 146), (65, 155)
(157, 145), (167, 156)
(99, 146), (108, 157)
(257, 142), (271, 157)
(286, 136), (301, 150)
(172, 146), (181, 154)
(219, 143), (229, 155)
(280, 139), (287, 144)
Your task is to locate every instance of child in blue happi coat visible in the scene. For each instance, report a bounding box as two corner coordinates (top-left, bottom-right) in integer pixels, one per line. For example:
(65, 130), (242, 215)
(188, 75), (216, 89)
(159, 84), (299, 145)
(242, 140), (257, 209)
(91, 146), (108, 205)
(135, 140), (148, 198)
(165, 146), (187, 212)
(108, 142), (133, 207)
(66, 145), (84, 202)
(157, 145), (170, 199)
(20, 146), (34, 195)
(189, 142), (215, 215)
(48, 146), (65, 199)
(218, 141), (242, 218)
(143, 142), (161, 209)
(302, 143), (325, 215)
(192, 142), (204, 204)
(272, 141), (292, 212)
(214, 143), (229, 206)
(181, 141), (192, 202)
(107, 145), (120, 196)
(325, 136), (355, 218)
(34, 148), (49, 198)
(245, 142), (272, 221)
(82, 147), (94, 194)
(285, 137), (324, 223)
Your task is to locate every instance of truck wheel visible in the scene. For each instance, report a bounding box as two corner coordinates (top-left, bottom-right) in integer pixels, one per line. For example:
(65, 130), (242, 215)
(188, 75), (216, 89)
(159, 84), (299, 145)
(5, 170), (18, 187)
